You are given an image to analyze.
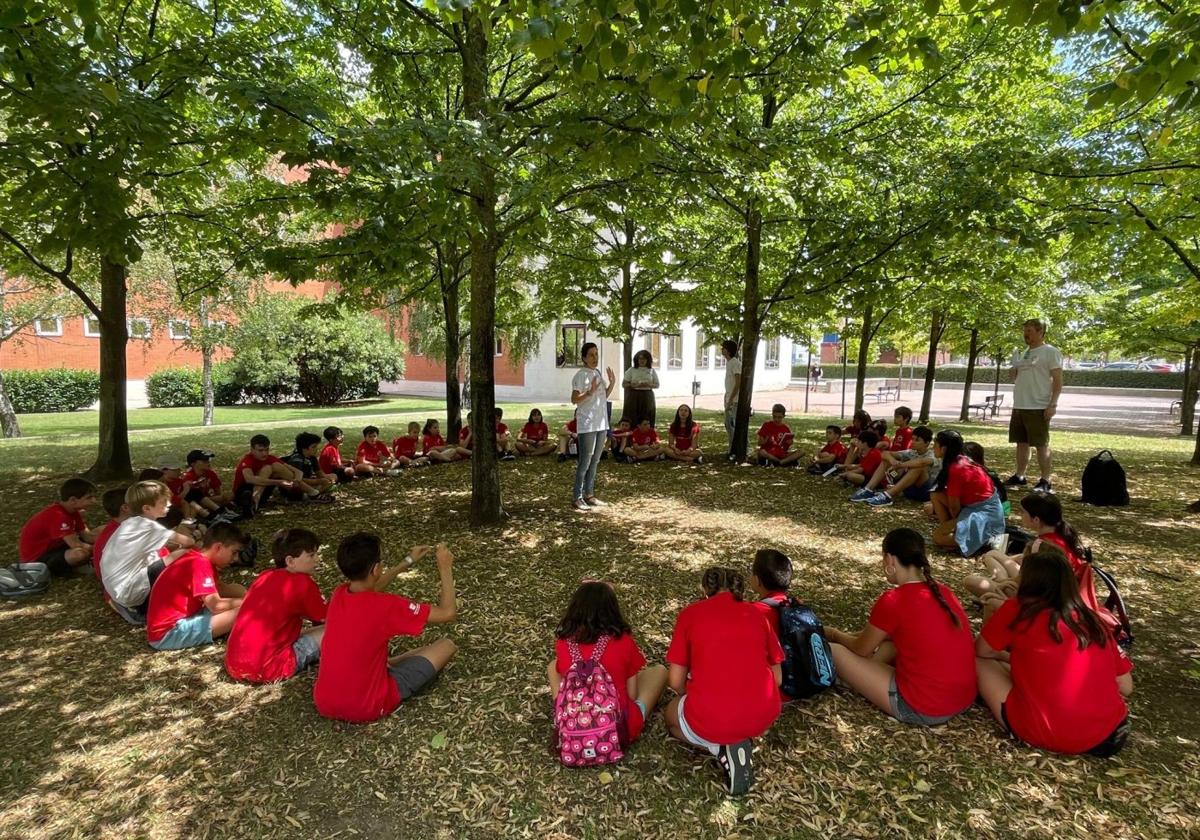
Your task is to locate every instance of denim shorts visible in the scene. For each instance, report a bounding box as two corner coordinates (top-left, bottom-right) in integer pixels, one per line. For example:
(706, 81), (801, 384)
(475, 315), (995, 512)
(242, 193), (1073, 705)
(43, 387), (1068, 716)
(388, 655), (437, 701)
(150, 608), (214, 651)
(888, 674), (959, 726)
(292, 632), (322, 674)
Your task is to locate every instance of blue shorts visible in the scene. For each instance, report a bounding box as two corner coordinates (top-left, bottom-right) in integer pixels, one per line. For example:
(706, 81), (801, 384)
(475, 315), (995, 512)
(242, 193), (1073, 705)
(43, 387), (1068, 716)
(903, 485), (932, 502)
(150, 608), (214, 651)
(292, 632), (322, 674)
(888, 674), (963, 727)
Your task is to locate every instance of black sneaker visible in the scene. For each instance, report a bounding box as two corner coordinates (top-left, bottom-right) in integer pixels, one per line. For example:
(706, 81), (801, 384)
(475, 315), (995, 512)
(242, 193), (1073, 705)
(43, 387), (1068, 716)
(718, 739), (753, 796)
(1033, 478), (1053, 494)
(1003, 474), (1027, 487)
(558, 454), (568, 463)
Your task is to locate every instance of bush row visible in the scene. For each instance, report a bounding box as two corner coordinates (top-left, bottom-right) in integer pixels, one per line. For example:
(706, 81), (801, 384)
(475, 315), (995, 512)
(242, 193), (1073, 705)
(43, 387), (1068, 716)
(1, 369), (101, 413)
(145, 365), (244, 408)
(792, 363), (1184, 390)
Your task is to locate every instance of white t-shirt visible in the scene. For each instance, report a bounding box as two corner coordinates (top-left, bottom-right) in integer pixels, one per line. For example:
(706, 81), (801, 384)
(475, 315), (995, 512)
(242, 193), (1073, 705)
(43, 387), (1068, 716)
(622, 367), (659, 389)
(724, 356), (743, 404)
(101, 516), (173, 607)
(571, 367), (610, 433)
(1012, 344), (1063, 410)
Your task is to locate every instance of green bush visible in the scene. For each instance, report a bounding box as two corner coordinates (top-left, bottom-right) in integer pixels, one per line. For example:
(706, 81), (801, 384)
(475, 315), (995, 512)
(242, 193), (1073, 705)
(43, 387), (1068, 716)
(146, 364), (243, 407)
(2, 368), (101, 413)
(792, 363), (1184, 390)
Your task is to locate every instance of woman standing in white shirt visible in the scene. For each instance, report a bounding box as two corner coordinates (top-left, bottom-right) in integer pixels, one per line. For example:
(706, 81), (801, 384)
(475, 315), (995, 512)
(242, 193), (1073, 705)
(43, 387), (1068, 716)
(571, 342), (616, 511)
(621, 349), (659, 427)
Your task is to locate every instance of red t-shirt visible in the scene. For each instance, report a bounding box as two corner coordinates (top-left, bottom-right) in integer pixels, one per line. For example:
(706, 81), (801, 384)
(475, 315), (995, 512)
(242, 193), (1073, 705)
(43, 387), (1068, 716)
(858, 447), (884, 481)
(392, 436), (418, 459)
(313, 586), (431, 723)
(495, 422), (509, 436)
(867, 582), (976, 717)
(165, 477), (186, 497)
(566, 419), (578, 435)
(92, 518), (121, 582)
(521, 422), (549, 442)
(458, 427), (473, 447)
(983, 598), (1131, 754)
(318, 444), (343, 474)
(232, 453), (282, 493)
(18, 503), (86, 562)
(225, 569), (328, 683)
(669, 424), (699, 450)
(181, 467), (222, 496)
(756, 421), (792, 455)
(890, 426), (914, 452)
(631, 427), (659, 446)
(877, 435), (891, 449)
(555, 633), (647, 741)
(820, 440), (848, 462)
(146, 550), (220, 644)
(422, 433), (446, 452)
(666, 592), (785, 744)
(356, 440), (391, 464)
(945, 455), (994, 506)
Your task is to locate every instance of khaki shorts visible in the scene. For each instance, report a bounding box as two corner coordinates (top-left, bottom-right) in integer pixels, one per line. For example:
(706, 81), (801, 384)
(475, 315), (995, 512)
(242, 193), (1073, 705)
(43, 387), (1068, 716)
(1008, 408), (1050, 447)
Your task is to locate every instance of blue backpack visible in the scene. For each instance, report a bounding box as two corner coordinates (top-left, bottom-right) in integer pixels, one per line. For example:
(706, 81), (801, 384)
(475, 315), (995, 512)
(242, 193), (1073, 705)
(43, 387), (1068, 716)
(763, 596), (836, 698)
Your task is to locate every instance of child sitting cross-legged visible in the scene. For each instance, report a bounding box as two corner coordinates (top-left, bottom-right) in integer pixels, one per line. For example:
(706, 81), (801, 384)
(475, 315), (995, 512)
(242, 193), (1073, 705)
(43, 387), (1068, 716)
(664, 404), (704, 464)
(548, 581), (668, 763)
(754, 404), (798, 466)
(609, 418), (634, 463)
(18, 477), (97, 576)
(319, 427), (359, 483)
(834, 430), (882, 486)
(421, 418), (462, 464)
(850, 425), (940, 507)
(556, 410), (580, 462)
(807, 425), (849, 474)
(283, 432), (336, 503)
(493, 408), (518, 461)
(182, 449), (237, 518)
(664, 567), (785, 796)
(627, 418), (664, 462)
(313, 535), (458, 723)
(233, 434), (301, 516)
(392, 421), (431, 468)
(516, 409), (556, 457)
(357, 426), (401, 476)
(145, 522), (249, 651)
(225, 528), (328, 683)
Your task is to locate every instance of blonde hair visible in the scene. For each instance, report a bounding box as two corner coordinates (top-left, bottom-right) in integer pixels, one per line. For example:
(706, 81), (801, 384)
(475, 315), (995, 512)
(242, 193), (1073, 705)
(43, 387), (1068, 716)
(125, 480), (170, 515)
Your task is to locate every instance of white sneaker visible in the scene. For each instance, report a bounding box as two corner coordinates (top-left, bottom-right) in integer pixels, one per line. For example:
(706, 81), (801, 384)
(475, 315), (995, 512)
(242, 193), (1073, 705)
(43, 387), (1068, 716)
(573, 498), (590, 512)
(385, 468), (402, 477)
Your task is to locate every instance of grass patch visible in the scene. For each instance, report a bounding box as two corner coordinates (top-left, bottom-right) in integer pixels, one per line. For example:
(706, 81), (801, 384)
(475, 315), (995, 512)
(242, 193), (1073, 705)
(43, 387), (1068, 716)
(1, 411), (1198, 839)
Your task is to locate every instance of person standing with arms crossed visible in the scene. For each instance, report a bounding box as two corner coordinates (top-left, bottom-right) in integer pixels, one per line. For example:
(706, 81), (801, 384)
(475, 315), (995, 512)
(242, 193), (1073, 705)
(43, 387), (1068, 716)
(571, 342), (616, 511)
(721, 339), (743, 461)
(1006, 318), (1062, 495)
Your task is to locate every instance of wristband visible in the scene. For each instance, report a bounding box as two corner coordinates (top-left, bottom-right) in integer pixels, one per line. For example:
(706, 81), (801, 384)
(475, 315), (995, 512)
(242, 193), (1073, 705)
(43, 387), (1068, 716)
(403, 555), (414, 568)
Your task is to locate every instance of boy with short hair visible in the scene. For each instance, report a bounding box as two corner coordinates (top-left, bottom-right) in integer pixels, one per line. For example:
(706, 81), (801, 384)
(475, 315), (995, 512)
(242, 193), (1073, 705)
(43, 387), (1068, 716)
(91, 487), (130, 583)
(233, 434), (301, 515)
(182, 449), (235, 517)
(313, 534), (458, 723)
(19, 477), (97, 575)
(320, 427), (359, 482)
(283, 432), (336, 502)
(356, 425), (400, 476)
(754, 404), (795, 466)
(890, 406), (914, 452)
(225, 527), (327, 682)
(628, 417), (665, 461)
(610, 417), (634, 463)
(556, 410), (580, 462)
(392, 421), (430, 468)
(146, 522), (248, 651)
(101, 481), (197, 623)
(852, 425), (940, 507)
(807, 425), (849, 474)
(748, 549), (793, 636)
(493, 408), (517, 461)
(836, 430), (883, 487)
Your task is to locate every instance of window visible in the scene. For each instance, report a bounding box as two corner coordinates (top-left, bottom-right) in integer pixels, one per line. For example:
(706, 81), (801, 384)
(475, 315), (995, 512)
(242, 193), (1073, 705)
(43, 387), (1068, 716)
(764, 337), (781, 369)
(168, 319), (191, 340)
(667, 333), (683, 369)
(695, 331), (709, 369)
(83, 315), (101, 337)
(495, 336), (504, 357)
(128, 317), (152, 340)
(556, 323), (587, 368)
(713, 344), (726, 369)
(34, 316), (63, 336)
(639, 331), (662, 364)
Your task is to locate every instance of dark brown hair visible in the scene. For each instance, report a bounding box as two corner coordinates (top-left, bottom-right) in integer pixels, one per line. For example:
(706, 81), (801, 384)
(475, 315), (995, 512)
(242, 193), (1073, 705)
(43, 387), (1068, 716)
(1011, 550), (1108, 649)
(554, 581), (631, 644)
(701, 567), (745, 601)
(882, 527), (959, 628)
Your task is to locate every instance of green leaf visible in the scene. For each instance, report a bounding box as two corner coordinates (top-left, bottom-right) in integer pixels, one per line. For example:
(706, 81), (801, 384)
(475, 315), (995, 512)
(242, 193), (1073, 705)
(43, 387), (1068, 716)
(529, 38), (557, 60)
(1085, 82), (1115, 109)
(743, 22), (765, 47)
(923, 0), (941, 16)
(98, 81), (118, 104)
(431, 731), (448, 749)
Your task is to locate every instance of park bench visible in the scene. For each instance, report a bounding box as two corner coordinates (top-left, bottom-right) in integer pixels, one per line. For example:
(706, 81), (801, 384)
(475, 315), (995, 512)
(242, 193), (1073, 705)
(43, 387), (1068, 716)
(968, 393), (1004, 420)
(866, 384), (900, 403)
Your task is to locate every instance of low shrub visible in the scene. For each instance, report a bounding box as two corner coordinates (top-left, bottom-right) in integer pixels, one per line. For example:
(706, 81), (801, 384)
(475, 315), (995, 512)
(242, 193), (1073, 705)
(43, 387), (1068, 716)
(792, 363), (1184, 390)
(146, 364), (244, 407)
(2, 368), (101, 413)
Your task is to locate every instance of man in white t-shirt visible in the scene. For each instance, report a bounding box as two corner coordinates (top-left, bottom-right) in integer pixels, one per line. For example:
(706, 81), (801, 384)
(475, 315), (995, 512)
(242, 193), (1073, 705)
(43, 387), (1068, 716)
(1006, 318), (1063, 495)
(721, 339), (743, 460)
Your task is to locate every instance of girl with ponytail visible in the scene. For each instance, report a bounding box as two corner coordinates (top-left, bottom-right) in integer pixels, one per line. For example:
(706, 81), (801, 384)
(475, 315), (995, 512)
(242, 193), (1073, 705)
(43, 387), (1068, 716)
(663, 565), (785, 795)
(930, 430), (1005, 556)
(976, 549), (1133, 757)
(826, 528), (976, 726)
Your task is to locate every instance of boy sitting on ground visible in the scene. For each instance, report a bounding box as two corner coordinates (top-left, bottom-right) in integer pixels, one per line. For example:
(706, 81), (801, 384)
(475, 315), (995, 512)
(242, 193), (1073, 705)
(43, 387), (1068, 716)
(835, 430), (882, 486)
(283, 432), (336, 502)
(313, 534), (459, 723)
(319, 427), (359, 483)
(494, 408), (518, 461)
(18, 477), (97, 576)
(754, 404), (798, 466)
(91, 487), (130, 584)
(807, 425), (849, 474)
(851, 425), (939, 507)
(628, 418), (665, 462)
(145, 522), (248, 651)
(356, 426), (401, 476)
(610, 418), (635, 463)
(392, 422), (430, 468)
(182, 449), (236, 519)
(233, 434), (301, 515)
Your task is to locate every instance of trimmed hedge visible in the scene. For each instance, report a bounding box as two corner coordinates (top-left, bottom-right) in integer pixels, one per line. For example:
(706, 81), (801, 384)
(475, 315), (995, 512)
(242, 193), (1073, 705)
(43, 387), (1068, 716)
(792, 363), (1184, 390)
(2, 368), (101, 413)
(145, 365), (242, 408)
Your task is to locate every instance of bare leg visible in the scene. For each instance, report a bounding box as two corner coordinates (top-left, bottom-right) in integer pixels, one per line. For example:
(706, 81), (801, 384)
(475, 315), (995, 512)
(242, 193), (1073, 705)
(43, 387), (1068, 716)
(1015, 442), (1031, 476)
(663, 696), (686, 742)
(830, 642), (894, 716)
(930, 491), (952, 523)
(933, 519), (959, 550)
(632, 664), (668, 714)
(1035, 444), (1052, 481)
(975, 658), (1012, 723)
(389, 638), (458, 673)
(210, 607), (241, 639)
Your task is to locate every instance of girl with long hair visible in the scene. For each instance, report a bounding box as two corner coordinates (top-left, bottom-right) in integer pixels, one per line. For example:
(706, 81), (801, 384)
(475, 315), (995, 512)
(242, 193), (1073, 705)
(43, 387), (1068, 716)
(621, 348), (659, 429)
(930, 429), (1005, 555)
(976, 550), (1133, 757)
(825, 528), (976, 726)
(664, 404), (704, 463)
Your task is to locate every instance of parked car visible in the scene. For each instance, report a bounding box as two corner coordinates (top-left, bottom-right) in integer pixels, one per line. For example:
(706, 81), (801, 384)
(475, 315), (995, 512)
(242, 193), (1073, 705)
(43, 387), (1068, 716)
(1145, 363), (1173, 372)
(1103, 362), (1142, 370)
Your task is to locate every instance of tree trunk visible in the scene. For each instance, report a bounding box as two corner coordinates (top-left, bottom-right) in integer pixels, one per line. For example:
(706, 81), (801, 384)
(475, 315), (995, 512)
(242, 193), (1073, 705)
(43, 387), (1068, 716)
(621, 217), (635, 373)
(200, 298), (214, 426)
(853, 303), (872, 413)
(733, 203), (761, 462)
(958, 328), (980, 422)
(442, 263), (464, 441)
(463, 9), (503, 525)
(1180, 344), (1197, 437)
(1193, 413), (1200, 466)
(88, 257), (133, 480)
(919, 310), (946, 424)
(0, 371), (21, 438)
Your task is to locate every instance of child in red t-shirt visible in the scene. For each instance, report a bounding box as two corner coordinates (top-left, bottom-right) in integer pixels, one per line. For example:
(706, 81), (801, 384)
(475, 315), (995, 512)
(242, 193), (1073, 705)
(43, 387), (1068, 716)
(91, 487), (130, 587)
(664, 567), (785, 796)
(608, 418), (634, 463)
(890, 406), (914, 452)
(320, 426), (360, 483)
(628, 418), (664, 462)
(233, 434), (301, 515)
(747, 548), (799, 703)
(18, 477), (97, 575)
(870, 420), (890, 451)
(226, 528), (328, 683)
(421, 418), (461, 464)
(664, 404), (704, 464)
(976, 549), (1133, 757)
(548, 581), (667, 754)
(930, 430), (1004, 556)
(516, 408), (555, 457)
(146, 522), (248, 651)
(754, 404), (796, 467)
(807, 425), (849, 474)
(835, 430), (884, 487)
(392, 421), (430, 468)
(356, 425), (400, 476)
(493, 407), (517, 461)
(825, 527), (976, 727)
(313, 534), (458, 723)
(182, 449), (237, 517)
(556, 410), (580, 461)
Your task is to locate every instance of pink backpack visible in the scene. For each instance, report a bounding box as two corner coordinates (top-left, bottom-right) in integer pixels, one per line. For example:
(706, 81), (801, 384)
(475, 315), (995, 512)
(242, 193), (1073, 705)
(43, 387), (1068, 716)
(554, 636), (624, 767)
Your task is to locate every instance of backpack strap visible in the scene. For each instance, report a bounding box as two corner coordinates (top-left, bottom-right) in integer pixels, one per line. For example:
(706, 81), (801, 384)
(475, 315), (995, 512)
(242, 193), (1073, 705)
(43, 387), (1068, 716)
(590, 635), (610, 661)
(567, 640), (582, 664)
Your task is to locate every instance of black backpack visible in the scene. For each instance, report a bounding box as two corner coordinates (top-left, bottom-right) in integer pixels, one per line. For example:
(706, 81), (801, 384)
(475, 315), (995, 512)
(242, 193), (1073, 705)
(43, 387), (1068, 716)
(763, 596), (836, 698)
(1080, 450), (1129, 506)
